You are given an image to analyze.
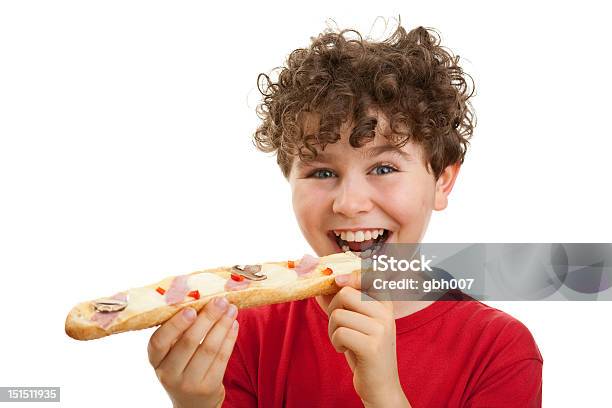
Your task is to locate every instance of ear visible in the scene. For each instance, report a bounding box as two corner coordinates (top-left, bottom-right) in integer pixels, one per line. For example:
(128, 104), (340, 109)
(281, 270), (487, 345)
(433, 162), (461, 211)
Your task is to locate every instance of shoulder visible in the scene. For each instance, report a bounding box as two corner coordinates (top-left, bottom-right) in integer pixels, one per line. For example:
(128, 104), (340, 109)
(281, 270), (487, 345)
(438, 294), (544, 404)
(444, 292), (543, 363)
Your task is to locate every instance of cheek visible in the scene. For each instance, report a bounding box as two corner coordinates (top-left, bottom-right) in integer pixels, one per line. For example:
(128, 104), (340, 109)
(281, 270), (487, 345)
(292, 183), (329, 231)
(374, 176), (435, 221)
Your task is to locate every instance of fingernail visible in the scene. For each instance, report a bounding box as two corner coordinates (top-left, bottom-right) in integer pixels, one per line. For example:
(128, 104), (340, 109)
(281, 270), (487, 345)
(214, 297), (229, 309)
(232, 320), (239, 331)
(226, 304), (237, 317)
(182, 308), (196, 322)
(335, 275), (349, 285)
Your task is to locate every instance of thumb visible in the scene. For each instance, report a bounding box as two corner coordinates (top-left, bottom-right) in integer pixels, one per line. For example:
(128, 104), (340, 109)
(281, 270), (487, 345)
(334, 270), (361, 290)
(336, 269), (395, 306)
(334, 268), (394, 307)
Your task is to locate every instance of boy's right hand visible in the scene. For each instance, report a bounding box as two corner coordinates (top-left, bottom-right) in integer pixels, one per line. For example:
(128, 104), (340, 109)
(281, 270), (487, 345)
(147, 297), (239, 408)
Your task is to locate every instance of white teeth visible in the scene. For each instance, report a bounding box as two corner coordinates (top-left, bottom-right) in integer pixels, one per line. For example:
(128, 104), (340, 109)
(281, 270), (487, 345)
(334, 229), (387, 242)
(334, 229), (388, 255)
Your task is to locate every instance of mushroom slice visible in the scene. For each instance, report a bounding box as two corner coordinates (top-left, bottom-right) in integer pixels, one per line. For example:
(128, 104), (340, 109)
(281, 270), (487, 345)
(231, 264), (267, 281)
(93, 297), (128, 313)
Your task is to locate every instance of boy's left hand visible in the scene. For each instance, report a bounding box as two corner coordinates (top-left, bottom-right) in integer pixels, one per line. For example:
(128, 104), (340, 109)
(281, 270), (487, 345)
(323, 271), (411, 408)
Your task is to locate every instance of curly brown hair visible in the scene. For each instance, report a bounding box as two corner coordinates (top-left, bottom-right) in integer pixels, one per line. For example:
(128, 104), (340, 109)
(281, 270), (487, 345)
(253, 22), (476, 180)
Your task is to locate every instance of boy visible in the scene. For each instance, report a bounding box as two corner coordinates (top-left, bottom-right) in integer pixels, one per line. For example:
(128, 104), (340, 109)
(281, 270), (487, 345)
(147, 23), (543, 407)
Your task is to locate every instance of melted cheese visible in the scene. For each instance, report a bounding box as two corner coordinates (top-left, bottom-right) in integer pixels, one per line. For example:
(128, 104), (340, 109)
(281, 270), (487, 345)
(319, 252), (362, 275)
(187, 272), (227, 297)
(124, 286), (167, 314)
(258, 264), (298, 287)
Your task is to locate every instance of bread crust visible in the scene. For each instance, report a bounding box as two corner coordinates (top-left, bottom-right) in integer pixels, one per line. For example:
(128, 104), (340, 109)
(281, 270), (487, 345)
(65, 273), (343, 341)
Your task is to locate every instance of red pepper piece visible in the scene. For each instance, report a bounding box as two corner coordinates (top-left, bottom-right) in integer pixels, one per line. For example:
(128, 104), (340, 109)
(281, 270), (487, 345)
(187, 290), (200, 300)
(287, 260), (295, 268)
(322, 267), (333, 276)
(231, 273), (245, 282)
(156, 286), (166, 295)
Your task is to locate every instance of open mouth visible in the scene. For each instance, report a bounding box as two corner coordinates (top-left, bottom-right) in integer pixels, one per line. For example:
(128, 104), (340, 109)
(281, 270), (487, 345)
(328, 229), (391, 258)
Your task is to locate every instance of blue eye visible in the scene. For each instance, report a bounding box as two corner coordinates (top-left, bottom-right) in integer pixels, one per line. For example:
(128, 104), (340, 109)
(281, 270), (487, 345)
(310, 169), (336, 179)
(371, 164), (397, 175)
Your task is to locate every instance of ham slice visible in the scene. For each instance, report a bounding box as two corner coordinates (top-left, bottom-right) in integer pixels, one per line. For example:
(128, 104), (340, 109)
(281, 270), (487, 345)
(165, 275), (190, 305)
(90, 292), (127, 329)
(295, 254), (319, 276)
(225, 278), (251, 291)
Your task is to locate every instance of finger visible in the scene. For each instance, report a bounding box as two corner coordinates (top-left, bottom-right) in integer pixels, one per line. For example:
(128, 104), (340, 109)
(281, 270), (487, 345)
(335, 271), (393, 310)
(148, 307), (198, 368)
(334, 270), (361, 290)
(319, 293), (335, 308)
(327, 287), (387, 319)
(183, 304), (238, 380)
(200, 319), (240, 387)
(335, 270), (393, 308)
(330, 326), (370, 354)
(158, 297), (229, 377)
(328, 308), (378, 339)
(335, 269), (395, 306)
(344, 350), (357, 371)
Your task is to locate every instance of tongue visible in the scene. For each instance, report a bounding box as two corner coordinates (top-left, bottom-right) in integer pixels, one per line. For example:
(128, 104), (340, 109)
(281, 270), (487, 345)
(347, 239), (375, 251)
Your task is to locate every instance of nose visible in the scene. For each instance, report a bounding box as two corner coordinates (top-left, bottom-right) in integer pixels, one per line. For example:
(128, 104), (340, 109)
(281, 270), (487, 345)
(332, 174), (374, 217)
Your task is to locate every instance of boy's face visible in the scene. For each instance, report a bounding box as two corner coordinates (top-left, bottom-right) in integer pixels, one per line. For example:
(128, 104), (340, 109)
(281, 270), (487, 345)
(288, 111), (460, 257)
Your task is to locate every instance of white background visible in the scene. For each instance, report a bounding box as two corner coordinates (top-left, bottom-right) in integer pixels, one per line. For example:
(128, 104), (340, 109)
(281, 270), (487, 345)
(1, 1), (610, 407)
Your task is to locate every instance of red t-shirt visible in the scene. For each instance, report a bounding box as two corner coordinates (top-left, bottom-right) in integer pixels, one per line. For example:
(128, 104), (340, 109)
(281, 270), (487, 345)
(222, 291), (543, 407)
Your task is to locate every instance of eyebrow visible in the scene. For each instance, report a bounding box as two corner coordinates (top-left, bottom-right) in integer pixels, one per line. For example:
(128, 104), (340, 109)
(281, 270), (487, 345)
(295, 144), (412, 169)
(296, 145), (413, 169)
(363, 145), (412, 160)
